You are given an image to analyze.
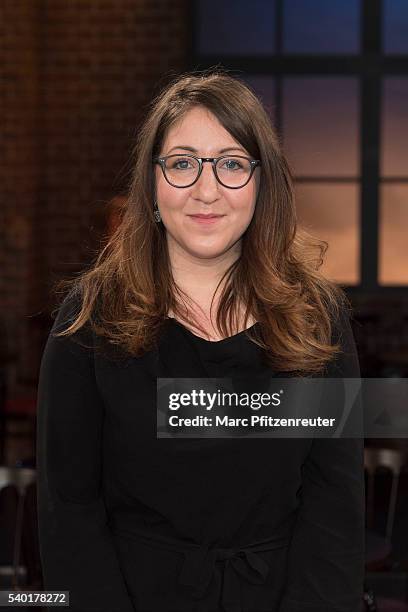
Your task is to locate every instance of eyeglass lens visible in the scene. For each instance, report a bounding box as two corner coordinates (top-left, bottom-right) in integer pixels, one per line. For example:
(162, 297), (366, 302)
(162, 155), (252, 188)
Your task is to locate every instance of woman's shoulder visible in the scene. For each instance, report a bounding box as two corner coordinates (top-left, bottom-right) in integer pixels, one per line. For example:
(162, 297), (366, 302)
(51, 289), (83, 330)
(326, 297), (360, 377)
(51, 289), (149, 365)
(48, 288), (97, 356)
(328, 296), (355, 344)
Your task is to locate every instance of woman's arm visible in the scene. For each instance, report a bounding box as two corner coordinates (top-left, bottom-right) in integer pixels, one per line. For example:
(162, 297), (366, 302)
(278, 305), (365, 612)
(36, 293), (135, 612)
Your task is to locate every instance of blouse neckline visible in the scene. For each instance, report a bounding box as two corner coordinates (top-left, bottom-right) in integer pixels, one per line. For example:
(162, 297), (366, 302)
(167, 317), (259, 346)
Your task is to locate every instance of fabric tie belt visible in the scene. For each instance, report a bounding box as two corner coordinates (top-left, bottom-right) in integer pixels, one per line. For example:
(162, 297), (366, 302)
(109, 516), (293, 612)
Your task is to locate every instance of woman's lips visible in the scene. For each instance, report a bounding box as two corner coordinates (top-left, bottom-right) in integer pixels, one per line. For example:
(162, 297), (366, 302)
(188, 215), (225, 225)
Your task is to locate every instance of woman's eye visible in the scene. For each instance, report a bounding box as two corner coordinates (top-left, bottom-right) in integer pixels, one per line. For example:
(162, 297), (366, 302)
(223, 159), (242, 170)
(173, 159), (191, 170)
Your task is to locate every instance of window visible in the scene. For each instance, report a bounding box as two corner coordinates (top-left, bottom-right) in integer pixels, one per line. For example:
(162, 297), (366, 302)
(191, 0), (408, 290)
(283, 0), (360, 54)
(380, 78), (408, 284)
(384, 0), (408, 54)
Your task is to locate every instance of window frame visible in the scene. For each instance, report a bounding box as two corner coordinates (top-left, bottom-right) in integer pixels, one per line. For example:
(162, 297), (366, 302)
(188, 0), (408, 295)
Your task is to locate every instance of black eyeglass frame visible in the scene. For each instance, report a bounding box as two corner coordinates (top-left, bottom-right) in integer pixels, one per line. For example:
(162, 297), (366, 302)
(152, 154), (261, 189)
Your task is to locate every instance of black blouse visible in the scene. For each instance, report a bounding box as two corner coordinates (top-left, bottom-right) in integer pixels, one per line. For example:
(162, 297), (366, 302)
(36, 294), (365, 612)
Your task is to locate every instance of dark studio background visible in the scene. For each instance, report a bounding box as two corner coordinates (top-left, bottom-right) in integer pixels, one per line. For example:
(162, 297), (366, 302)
(0, 1), (408, 609)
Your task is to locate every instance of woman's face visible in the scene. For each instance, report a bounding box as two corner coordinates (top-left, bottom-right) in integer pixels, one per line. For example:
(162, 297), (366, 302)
(155, 105), (260, 261)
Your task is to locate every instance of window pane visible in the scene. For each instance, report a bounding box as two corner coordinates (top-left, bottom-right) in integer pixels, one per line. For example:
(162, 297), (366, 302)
(242, 76), (276, 120)
(283, 0), (360, 54)
(196, 0), (276, 55)
(384, 0), (408, 54)
(379, 184), (408, 285)
(283, 78), (359, 177)
(295, 183), (360, 285)
(381, 78), (408, 177)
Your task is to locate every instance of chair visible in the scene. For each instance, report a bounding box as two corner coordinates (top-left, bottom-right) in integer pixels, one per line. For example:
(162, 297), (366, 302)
(363, 447), (408, 611)
(0, 466), (37, 589)
(365, 447), (406, 569)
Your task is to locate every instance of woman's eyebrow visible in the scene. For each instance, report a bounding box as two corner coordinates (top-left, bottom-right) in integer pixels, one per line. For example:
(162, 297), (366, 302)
(166, 145), (247, 154)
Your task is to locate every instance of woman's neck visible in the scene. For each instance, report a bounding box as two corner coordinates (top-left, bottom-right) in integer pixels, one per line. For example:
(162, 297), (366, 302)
(166, 238), (256, 339)
(167, 236), (241, 299)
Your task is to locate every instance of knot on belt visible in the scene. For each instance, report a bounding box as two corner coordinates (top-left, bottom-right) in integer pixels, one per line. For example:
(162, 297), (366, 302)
(178, 540), (282, 612)
(109, 516), (293, 612)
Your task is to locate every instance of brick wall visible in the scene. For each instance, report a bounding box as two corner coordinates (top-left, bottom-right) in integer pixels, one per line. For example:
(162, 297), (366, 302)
(0, 0), (190, 392)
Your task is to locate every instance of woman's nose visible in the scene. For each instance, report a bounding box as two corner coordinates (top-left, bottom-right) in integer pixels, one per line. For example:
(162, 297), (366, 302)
(191, 161), (220, 198)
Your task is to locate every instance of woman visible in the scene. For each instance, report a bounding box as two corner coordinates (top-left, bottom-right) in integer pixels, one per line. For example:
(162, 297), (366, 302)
(37, 70), (365, 612)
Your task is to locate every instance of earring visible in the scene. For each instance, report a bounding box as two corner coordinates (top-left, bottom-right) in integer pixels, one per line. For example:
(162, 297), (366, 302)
(153, 198), (161, 223)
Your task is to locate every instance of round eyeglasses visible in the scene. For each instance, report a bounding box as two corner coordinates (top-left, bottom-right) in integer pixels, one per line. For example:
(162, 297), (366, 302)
(153, 154), (261, 189)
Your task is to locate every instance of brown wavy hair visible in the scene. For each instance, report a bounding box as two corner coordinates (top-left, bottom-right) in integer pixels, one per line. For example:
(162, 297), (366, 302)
(52, 67), (351, 374)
